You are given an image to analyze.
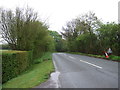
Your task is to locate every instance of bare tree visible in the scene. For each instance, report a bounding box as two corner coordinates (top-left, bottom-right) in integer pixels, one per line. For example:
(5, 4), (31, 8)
(0, 7), (38, 50)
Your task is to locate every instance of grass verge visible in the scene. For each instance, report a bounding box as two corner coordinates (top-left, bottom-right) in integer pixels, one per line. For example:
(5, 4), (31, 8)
(68, 52), (120, 62)
(2, 52), (54, 88)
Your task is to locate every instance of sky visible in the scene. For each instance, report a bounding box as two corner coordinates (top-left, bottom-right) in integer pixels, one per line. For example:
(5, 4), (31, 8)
(0, 0), (119, 33)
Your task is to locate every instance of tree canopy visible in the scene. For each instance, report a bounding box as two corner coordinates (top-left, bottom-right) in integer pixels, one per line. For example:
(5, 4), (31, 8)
(62, 12), (120, 56)
(0, 7), (55, 59)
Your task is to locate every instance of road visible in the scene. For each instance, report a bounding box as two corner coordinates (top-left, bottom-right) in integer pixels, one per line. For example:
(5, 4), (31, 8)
(52, 53), (118, 88)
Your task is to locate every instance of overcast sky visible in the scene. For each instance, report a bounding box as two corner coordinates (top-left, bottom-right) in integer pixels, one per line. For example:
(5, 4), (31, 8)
(0, 0), (119, 32)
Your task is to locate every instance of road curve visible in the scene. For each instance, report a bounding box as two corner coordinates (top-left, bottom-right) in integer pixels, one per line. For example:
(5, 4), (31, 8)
(52, 53), (118, 88)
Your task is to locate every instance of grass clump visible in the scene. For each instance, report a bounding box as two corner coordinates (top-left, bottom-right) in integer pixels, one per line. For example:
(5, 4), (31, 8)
(109, 55), (120, 61)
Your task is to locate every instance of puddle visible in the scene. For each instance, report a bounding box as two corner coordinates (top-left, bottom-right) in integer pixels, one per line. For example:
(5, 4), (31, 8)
(35, 57), (60, 88)
(50, 71), (60, 88)
(34, 71), (60, 88)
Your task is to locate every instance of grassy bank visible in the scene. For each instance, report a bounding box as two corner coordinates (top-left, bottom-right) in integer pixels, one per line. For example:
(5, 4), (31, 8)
(68, 52), (120, 61)
(2, 52), (54, 88)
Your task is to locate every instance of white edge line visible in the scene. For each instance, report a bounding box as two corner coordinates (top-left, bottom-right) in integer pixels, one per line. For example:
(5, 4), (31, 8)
(80, 60), (102, 69)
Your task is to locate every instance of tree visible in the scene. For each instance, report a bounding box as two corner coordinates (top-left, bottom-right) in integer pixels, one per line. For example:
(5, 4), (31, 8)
(0, 7), (55, 59)
(0, 7), (38, 50)
(76, 33), (98, 54)
(97, 22), (120, 55)
(62, 11), (101, 52)
(49, 31), (67, 52)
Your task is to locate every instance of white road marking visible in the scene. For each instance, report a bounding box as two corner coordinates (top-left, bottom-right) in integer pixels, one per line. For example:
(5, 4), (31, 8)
(69, 56), (75, 59)
(57, 53), (64, 55)
(80, 60), (102, 69)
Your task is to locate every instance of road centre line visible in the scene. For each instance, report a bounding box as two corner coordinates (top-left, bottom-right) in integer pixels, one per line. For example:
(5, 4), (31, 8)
(69, 56), (75, 59)
(80, 60), (102, 69)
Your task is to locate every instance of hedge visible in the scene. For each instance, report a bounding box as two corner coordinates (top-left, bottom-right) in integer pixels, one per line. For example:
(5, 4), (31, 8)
(2, 50), (33, 83)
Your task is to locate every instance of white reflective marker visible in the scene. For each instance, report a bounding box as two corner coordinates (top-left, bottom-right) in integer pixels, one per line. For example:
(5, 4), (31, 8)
(80, 60), (102, 69)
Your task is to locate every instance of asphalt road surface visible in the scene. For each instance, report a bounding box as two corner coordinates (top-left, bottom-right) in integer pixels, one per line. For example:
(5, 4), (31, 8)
(52, 53), (118, 88)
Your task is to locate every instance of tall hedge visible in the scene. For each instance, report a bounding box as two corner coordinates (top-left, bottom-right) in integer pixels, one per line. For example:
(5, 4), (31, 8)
(2, 50), (32, 83)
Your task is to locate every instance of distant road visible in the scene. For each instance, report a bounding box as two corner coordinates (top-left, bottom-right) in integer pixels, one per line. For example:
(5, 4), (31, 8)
(52, 53), (118, 88)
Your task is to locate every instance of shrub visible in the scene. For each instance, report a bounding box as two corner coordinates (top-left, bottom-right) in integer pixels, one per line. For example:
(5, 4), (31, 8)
(0, 44), (11, 50)
(34, 52), (52, 64)
(2, 50), (33, 83)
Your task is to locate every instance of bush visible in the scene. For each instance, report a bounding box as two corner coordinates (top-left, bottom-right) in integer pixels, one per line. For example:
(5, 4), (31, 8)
(2, 50), (33, 83)
(34, 52), (52, 64)
(0, 44), (11, 50)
